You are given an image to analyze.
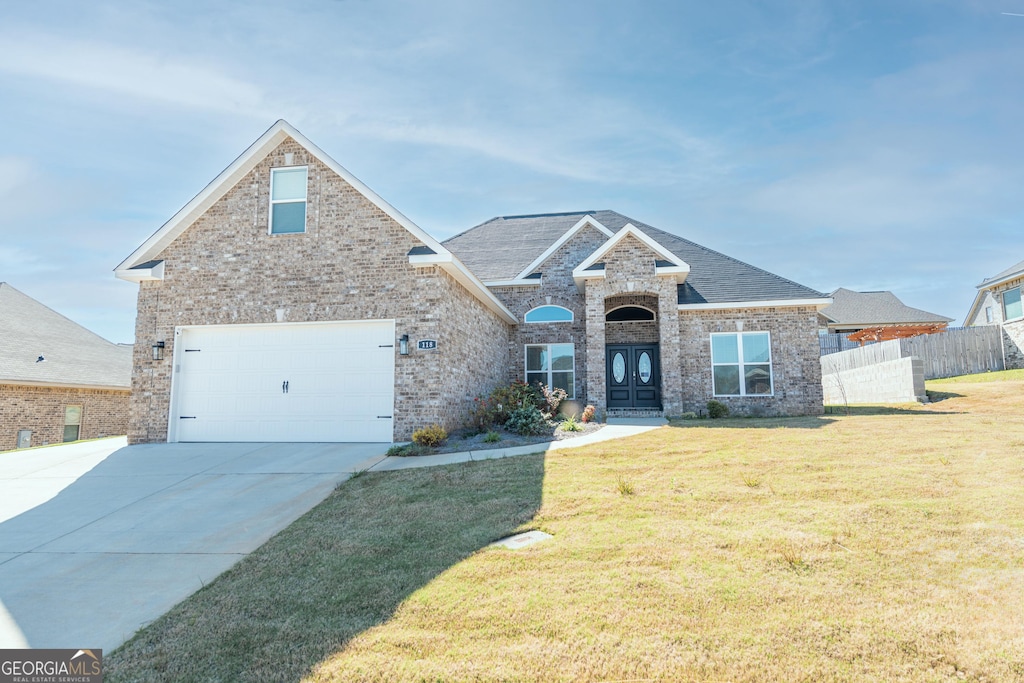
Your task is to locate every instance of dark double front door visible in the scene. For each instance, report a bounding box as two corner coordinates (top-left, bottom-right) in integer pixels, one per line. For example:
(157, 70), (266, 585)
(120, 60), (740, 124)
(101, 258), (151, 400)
(606, 344), (661, 409)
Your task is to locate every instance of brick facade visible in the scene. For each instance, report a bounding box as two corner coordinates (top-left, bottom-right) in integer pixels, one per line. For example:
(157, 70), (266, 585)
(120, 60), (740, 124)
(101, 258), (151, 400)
(128, 137), (509, 443)
(676, 307), (825, 417)
(0, 384), (129, 451)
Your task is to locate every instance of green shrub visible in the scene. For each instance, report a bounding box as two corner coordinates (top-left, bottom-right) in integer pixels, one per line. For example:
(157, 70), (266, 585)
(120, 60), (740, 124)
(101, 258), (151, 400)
(559, 414), (583, 432)
(680, 411), (698, 420)
(412, 424), (448, 447)
(707, 400), (730, 419)
(483, 430), (501, 443)
(386, 443), (434, 457)
(505, 406), (550, 435)
(472, 381), (543, 429)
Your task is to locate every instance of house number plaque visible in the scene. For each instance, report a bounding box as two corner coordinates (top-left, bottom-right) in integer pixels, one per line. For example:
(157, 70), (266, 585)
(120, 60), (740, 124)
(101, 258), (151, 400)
(417, 339), (438, 350)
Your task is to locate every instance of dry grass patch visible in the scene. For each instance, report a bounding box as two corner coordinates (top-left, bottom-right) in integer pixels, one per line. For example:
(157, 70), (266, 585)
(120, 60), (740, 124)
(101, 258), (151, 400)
(107, 378), (1024, 682)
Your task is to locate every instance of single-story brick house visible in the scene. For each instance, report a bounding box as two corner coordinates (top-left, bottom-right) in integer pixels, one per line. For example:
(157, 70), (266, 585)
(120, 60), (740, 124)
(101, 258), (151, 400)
(115, 120), (830, 444)
(0, 283), (132, 451)
(965, 259), (1024, 369)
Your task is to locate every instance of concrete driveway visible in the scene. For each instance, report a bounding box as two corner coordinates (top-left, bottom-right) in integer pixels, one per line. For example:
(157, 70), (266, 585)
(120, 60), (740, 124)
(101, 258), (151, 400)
(0, 438), (388, 651)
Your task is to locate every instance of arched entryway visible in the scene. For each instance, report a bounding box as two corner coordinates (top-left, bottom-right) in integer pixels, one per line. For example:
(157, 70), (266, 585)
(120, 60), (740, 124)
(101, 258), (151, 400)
(604, 295), (661, 409)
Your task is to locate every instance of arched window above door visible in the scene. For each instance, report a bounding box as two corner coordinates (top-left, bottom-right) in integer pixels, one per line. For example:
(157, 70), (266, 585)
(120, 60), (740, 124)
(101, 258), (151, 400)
(606, 306), (655, 322)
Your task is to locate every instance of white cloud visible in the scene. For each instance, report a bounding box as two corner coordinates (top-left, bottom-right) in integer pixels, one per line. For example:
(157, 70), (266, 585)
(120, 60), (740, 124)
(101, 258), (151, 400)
(0, 32), (266, 115)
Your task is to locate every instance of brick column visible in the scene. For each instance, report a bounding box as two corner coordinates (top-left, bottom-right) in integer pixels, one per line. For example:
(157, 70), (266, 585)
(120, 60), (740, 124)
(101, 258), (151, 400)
(584, 280), (607, 414)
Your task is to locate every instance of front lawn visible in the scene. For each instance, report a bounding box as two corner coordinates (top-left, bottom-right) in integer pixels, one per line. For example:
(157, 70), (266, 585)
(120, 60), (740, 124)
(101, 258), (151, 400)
(107, 377), (1024, 682)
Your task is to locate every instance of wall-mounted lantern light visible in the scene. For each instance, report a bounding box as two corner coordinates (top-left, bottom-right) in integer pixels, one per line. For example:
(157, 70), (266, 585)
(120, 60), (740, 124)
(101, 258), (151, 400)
(152, 341), (165, 361)
(399, 334), (410, 355)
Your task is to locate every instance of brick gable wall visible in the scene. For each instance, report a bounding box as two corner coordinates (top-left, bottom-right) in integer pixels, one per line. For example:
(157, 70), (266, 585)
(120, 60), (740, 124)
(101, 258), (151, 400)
(128, 137), (509, 443)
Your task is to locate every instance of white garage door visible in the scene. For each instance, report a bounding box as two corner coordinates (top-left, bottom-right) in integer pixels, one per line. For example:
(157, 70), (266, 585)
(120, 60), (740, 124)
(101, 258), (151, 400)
(170, 321), (395, 442)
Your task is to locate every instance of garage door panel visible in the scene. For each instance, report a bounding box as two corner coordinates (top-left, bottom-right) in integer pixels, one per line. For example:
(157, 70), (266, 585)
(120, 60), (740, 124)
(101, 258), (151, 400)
(172, 321), (395, 442)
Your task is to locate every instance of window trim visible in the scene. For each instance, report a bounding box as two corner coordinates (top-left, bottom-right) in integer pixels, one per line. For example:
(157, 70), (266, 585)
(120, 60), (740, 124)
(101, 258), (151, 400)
(63, 404), (82, 443)
(1002, 286), (1023, 322)
(524, 343), (575, 399)
(985, 306), (994, 324)
(710, 332), (774, 397)
(268, 166), (309, 235)
(524, 305), (574, 323)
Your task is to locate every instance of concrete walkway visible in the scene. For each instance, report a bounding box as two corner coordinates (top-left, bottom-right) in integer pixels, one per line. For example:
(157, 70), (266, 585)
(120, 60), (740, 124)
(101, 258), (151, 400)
(0, 420), (663, 651)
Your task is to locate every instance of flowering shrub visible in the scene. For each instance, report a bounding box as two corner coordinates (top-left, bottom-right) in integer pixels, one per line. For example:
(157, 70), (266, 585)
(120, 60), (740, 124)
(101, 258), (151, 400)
(538, 384), (568, 417)
(581, 404), (596, 423)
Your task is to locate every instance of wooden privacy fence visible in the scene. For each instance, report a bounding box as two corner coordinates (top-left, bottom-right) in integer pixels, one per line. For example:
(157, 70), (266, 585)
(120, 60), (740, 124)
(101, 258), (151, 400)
(820, 326), (1004, 380)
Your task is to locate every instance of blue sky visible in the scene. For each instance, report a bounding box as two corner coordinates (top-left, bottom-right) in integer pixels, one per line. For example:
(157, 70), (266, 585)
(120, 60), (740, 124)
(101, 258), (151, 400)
(1, 0), (1022, 343)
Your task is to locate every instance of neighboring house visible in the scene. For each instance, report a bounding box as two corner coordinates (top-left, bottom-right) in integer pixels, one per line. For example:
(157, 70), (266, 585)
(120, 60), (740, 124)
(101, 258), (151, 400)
(818, 288), (952, 337)
(0, 283), (132, 451)
(964, 259), (1024, 369)
(115, 120), (831, 445)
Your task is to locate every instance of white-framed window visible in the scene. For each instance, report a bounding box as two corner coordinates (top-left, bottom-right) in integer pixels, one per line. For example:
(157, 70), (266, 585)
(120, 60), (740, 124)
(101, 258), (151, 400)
(525, 343), (575, 398)
(524, 305), (573, 323)
(711, 332), (773, 396)
(63, 405), (82, 443)
(269, 166), (308, 234)
(985, 306), (994, 324)
(1003, 287), (1022, 322)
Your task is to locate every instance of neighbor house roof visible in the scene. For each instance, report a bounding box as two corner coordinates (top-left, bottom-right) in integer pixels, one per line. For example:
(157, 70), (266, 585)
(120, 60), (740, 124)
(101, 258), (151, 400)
(978, 259), (1024, 289)
(444, 210), (828, 306)
(0, 283), (132, 389)
(819, 288), (953, 327)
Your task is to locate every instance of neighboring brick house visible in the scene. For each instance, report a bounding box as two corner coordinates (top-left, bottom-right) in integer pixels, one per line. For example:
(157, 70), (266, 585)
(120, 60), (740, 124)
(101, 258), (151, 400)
(116, 120), (831, 444)
(965, 259), (1024, 369)
(818, 288), (952, 334)
(0, 283), (132, 451)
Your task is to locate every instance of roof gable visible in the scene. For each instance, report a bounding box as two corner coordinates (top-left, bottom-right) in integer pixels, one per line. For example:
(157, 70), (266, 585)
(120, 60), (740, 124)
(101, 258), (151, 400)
(512, 215), (614, 280)
(0, 283), (132, 389)
(116, 120), (449, 274)
(115, 120), (515, 324)
(572, 223), (689, 288)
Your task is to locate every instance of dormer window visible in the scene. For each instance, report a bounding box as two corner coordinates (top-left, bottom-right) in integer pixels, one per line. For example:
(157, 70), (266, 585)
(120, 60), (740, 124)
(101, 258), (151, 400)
(269, 167), (308, 234)
(524, 305), (573, 323)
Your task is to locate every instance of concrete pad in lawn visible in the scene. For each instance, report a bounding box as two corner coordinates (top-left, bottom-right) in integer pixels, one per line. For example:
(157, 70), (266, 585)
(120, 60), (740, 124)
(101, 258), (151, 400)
(0, 440), (388, 650)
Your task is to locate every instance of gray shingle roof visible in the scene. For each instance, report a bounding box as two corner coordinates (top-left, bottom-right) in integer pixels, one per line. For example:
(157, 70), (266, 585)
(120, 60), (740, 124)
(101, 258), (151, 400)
(979, 259), (1024, 288)
(819, 288), (953, 326)
(444, 210), (826, 304)
(443, 211), (599, 282)
(0, 283), (132, 389)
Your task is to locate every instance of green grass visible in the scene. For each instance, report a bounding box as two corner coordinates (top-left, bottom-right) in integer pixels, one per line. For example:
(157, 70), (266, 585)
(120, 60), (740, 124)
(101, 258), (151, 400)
(107, 380), (1024, 682)
(928, 367), (1024, 383)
